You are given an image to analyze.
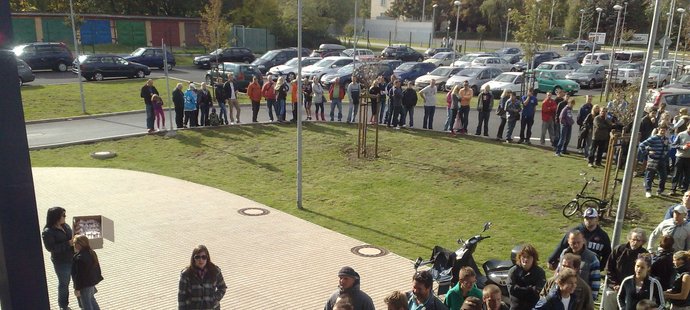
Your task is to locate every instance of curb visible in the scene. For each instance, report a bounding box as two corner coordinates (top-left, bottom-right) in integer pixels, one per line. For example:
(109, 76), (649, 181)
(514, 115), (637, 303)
(25, 109), (150, 125)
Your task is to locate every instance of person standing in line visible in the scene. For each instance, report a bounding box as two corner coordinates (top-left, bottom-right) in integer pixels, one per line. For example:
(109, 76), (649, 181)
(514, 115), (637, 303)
(140, 79), (159, 133)
(406, 270), (448, 309)
(577, 95), (595, 156)
(290, 79), (299, 122)
(553, 90), (568, 148)
(616, 254), (665, 310)
(420, 79), (437, 130)
(443, 89), (454, 132)
(262, 75), (277, 122)
(541, 92), (557, 147)
(368, 78), (381, 124)
(346, 76), (361, 124)
(504, 92), (522, 143)
(329, 77), (345, 122)
(401, 81), (418, 128)
(178, 245), (227, 310)
(475, 84), (493, 136)
(71, 235), (103, 310)
(324, 266), (375, 310)
(507, 244), (546, 310)
(449, 86), (462, 135)
(518, 88), (538, 144)
(495, 89), (510, 140)
(458, 81), (473, 134)
(589, 107), (613, 167)
(383, 74), (398, 125)
(42, 207), (74, 310)
(384, 290), (408, 310)
(673, 125), (690, 195)
(663, 250), (690, 308)
(152, 94), (166, 131)
(214, 78), (227, 125)
(275, 76), (290, 122)
(183, 83), (198, 127)
(556, 99), (576, 156)
(639, 123), (671, 197)
(197, 82), (212, 126)
(247, 76), (262, 123)
(172, 83), (185, 129)
(534, 268), (579, 310)
(303, 77), (313, 121)
(223, 74), (241, 124)
(312, 76), (325, 121)
(389, 80), (404, 129)
(378, 76), (389, 124)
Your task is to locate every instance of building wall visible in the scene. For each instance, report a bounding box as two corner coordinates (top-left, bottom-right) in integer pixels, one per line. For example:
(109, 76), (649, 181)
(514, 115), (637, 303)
(364, 19), (432, 45)
(371, 0), (393, 19)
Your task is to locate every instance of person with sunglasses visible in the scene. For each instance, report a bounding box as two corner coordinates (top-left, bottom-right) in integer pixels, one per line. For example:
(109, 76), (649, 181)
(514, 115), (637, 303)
(178, 245), (227, 309)
(42, 206), (74, 310)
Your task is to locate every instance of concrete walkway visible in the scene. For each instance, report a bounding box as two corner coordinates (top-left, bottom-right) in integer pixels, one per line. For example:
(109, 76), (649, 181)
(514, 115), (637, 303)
(33, 167), (413, 309)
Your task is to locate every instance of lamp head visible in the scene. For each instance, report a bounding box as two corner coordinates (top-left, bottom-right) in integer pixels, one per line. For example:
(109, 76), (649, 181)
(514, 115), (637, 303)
(613, 4), (623, 10)
(579, 9), (585, 13)
(433, 4), (438, 8)
(596, 7), (603, 12)
(454, 0), (461, 6)
(678, 7), (686, 13)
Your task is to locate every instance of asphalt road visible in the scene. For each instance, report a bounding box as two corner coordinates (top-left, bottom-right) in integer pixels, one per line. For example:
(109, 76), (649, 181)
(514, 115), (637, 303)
(26, 65), (206, 85)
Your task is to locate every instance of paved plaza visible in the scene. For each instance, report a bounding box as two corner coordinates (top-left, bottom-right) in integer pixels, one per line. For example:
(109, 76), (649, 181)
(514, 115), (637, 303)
(31, 167), (414, 309)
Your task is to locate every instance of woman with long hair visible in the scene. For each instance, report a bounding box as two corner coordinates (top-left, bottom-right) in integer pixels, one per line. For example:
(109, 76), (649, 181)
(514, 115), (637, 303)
(41, 206), (74, 310)
(178, 245), (227, 309)
(507, 244), (546, 310)
(71, 235), (103, 310)
(495, 89), (510, 140)
(274, 76), (289, 122)
(665, 251), (690, 309)
(617, 253), (664, 310)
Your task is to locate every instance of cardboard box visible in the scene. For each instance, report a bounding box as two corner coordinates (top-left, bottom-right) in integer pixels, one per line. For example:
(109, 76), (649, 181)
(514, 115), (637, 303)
(72, 215), (114, 249)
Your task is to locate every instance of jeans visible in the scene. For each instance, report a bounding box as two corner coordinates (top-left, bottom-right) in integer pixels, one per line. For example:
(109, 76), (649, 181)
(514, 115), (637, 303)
(557, 124), (572, 154)
(588, 139), (608, 165)
(53, 261), (72, 308)
(384, 99), (394, 125)
(277, 99), (286, 121)
(443, 108), (453, 131)
(347, 93), (360, 122)
(145, 103), (154, 130)
(391, 105), (403, 127)
(505, 118), (518, 141)
(583, 134), (593, 158)
(199, 105), (210, 126)
(459, 105), (470, 131)
(401, 106), (415, 127)
(476, 111), (490, 135)
(218, 102), (228, 124)
(251, 100), (260, 122)
(79, 286), (100, 310)
(330, 98), (343, 121)
(315, 101), (325, 120)
(673, 157), (690, 191)
(423, 106), (435, 129)
(645, 159), (668, 192)
(541, 120), (555, 146)
(174, 105), (184, 128)
(266, 99), (276, 121)
(379, 100), (388, 123)
(519, 116), (535, 142)
(496, 117), (507, 139)
(183, 110), (197, 127)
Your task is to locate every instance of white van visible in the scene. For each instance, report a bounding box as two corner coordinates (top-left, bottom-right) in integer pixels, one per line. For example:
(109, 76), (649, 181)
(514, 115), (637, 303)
(613, 51), (645, 66)
(645, 88), (690, 114)
(582, 53), (611, 66)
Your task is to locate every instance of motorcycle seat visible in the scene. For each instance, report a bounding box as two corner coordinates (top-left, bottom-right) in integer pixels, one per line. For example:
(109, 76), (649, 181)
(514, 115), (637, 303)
(483, 259), (514, 272)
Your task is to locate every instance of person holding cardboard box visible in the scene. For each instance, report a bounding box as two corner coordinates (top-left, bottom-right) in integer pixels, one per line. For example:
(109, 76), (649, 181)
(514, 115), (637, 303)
(42, 206), (74, 310)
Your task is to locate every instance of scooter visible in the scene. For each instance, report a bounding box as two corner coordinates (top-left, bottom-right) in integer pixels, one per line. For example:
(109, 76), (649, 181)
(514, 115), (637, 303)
(413, 222), (519, 298)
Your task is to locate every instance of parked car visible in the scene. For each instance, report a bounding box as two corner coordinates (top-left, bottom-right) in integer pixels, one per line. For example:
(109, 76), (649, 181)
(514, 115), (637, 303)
(495, 47), (521, 56)
(613, 51), (645, 67)
(581, 52), (611, 66)
(124, 47), (176, 70)
(540, 51), (562, 60)
(13, 42), (74, 72)
(393, 62), (436, 83)
(424, 52), (461, 67)
(512, 53), (554, 71)
(193, 47), (255, 68)
(565, 64), (606, 88)
(415, 66), (464, 91)
(452, 53), (496, 68)
(502, 53), (523, 64)
(618, 62), (644, 71)
(380, 59), (403, 71)
(651, 59), (676, 68)
(310, 44), (347, 58)
(665, 74), (690, 89)
(302, 56), (355, 81)
(320, 62), (394, 89)
(645, 88), (690, 114)
(381, 45), (425, 62)
(611, 68), (642, 86)
(204, 62), (262, 92)
(470, 56), (513, 72)
(536, 70), (580, 95)
(268, 57), (321, 80)
(252, 48), (309, 73)
(445, 67), (503, 94)
(481, 72), (532, 98)
(561, 40), (600, 51)
(16, 58), (35, 86)
(648, 66), (672, 87)
(72, 54), (150, 81)
(341, 48), (376, 60)
(560, 51), (589, 64)
(424, 47), (453, 58)
(535, 61), (579, 73)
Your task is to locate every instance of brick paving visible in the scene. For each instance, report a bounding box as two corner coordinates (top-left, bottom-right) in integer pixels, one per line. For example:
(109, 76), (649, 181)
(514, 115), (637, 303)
(31, 167), (414, 309)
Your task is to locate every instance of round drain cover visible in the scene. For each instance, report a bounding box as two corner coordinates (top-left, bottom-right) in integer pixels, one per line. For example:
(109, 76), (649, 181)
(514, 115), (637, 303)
(237, 207), (270, 216)
(351, 245), (389, 258)
(90, 151), (117, 159)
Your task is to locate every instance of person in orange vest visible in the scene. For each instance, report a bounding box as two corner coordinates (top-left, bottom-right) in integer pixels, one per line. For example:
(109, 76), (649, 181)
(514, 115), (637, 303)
(290, 79), (299, 122)
(247, 76), (262, 123)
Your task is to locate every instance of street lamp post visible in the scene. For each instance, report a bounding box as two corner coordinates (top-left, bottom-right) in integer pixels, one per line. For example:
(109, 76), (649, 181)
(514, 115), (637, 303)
(430, 4), (438, 48)
(422, 0), (426, 22)
(577, 9), (585, 51)
(619, 2), (628, 49)
(662, 0), (677, 61)
(673, 8), (686, 80)
(589, 8), (604, 65)
(504, 8), (512, 48)
(603, 4), (624, 102)
(452, 0), (461, 65)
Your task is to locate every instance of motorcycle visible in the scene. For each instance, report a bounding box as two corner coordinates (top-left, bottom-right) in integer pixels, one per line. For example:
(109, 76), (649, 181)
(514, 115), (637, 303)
(413, 222), (519, 298)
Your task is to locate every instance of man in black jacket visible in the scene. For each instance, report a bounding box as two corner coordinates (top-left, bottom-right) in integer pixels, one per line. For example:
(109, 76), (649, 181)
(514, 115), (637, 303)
(214, 77), (227, 124)
(401, 81), (418, 128)
(324, 266), (374, 310)
(172, 83), (185, 128)
(140, 79), (159, 133)
(547, 208), (612, 271)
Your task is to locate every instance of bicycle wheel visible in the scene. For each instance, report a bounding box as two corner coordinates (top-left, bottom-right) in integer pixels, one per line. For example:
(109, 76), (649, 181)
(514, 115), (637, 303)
(562, 201), (581, 219)
(581, 199), (603, 216)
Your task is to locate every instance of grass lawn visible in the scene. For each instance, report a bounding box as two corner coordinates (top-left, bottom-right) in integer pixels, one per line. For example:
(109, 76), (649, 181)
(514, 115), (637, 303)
(29, 123), (668, 265)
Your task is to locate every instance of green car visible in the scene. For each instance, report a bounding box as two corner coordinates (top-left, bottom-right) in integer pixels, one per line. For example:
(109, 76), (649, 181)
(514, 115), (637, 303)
(535, 70), (580, 95)
(204, 62), (263, 92)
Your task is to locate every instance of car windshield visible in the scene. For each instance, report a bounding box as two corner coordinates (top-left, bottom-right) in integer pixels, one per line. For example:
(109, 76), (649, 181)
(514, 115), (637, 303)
(337, 64), (355, 74)
(432, 52), (450, 59)
(564, 52), (581, 58)
(258, 50), (280, 60)
(130, 48), (146, 56)
(678, 75), (690, 83)
(537, 64), (554, 70)
(429, 67), (454, 76)
(576, 66), (600, 73)
(283, 58), (299, 67)
(209, 48), (225, 56)
(458, 55), (478, 62)
(651, 67), (668, 73)
(312, 58), (337, 68)
(619, 63), (638, 69)
(494, 74), (517, 83)
(456, 68), (481, 77)
(396, 63), (415, 71)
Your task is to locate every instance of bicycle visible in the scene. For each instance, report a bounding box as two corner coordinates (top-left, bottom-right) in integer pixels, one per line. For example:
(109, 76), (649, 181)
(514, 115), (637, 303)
(562, 173), (618, 219)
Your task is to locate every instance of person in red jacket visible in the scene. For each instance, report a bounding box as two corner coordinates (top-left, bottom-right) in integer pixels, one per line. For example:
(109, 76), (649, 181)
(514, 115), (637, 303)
(541, 92), (558, 147)
(261, 75), (277, 122)
(247, 76), (262, 123)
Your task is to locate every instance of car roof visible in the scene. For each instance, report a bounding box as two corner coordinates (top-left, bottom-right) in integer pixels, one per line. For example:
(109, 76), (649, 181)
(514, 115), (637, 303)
(540, 61), (569, 65)
(322, 56), (353, 60)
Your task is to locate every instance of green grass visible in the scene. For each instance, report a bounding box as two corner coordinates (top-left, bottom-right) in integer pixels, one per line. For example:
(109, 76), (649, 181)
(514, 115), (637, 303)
(29, 123), (667, 263)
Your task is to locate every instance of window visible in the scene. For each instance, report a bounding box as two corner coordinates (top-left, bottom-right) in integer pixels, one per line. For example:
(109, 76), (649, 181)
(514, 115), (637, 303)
(380, 0), (386, 6)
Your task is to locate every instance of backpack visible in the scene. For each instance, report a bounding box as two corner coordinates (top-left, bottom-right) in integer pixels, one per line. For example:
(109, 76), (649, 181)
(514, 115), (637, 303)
(209, 113), (221, 126)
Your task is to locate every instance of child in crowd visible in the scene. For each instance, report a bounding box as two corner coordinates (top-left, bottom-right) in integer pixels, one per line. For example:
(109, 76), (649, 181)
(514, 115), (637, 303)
(209, 108), (221, 126)
(152, 94), (165, 131)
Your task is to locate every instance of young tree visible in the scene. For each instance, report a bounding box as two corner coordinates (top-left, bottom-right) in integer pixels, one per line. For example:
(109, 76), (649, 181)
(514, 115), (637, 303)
(198, 0), (231, 63)
(511, 0), (546, 68)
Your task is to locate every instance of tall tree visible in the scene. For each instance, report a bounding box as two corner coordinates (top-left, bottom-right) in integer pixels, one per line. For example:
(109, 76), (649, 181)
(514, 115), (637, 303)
(512, 0), (547, 68)
(198, 0), (231, 53)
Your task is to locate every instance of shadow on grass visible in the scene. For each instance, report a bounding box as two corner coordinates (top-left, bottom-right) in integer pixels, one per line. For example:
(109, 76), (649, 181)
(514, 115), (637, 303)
(305, 122), (349, 136)
(235, 154), (281, 172)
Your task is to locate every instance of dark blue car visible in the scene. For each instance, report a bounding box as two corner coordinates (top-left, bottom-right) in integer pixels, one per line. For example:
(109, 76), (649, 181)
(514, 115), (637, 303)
(393, 62), (436, 83)
(124, 47), (176, 70)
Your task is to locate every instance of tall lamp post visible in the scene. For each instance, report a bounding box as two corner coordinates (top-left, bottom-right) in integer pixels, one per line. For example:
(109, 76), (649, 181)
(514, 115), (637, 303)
(618, 2), (629, 49)
(422, 0), (427, 21)
(577, 9), (585, 51)
(504, 8), (512, 47)
(673, 8), (686, 80)
(452, 0), (461, 65)
(589, 7), (604, 64)
(430, 4), (438, 48)
(603, 4), (624, 102)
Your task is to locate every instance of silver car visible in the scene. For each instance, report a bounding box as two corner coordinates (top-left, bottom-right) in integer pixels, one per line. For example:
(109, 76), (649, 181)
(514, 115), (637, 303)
(565, 65), (606, 89)
(17, 58), (35, 86)
(415, 66), (464, 91)
(470, 57), (513, 72)
(423, 52), (461, 67)
(268, 57), (321, 80)
(445, 67), (503, 94)
(302, 56), (355, 81)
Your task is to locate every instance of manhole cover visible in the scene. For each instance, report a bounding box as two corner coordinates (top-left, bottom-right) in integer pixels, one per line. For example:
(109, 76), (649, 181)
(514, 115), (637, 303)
(351, 245), (389, 258)
(237, 207), (270, 216)
(90, 151), (117, 159)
